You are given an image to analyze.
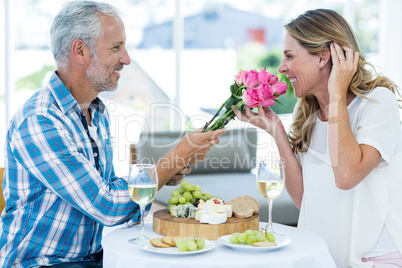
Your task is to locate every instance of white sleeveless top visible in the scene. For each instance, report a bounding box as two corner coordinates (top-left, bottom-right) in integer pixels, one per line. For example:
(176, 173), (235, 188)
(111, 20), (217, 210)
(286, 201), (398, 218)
(296, 87), (402, 268)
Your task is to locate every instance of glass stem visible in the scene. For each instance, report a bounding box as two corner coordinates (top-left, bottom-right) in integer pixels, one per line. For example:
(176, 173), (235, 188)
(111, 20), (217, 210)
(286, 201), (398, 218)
(267, 199), (273, 232)
(139, 204), (146, 238)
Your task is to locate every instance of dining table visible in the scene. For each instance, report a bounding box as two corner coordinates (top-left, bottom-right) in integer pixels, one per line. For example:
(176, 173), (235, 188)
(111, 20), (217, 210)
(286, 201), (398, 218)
(102, 219), (337, 268)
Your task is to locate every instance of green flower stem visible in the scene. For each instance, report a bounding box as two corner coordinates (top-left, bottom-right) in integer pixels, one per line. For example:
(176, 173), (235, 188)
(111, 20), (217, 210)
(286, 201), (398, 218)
(206, 101), (244, 132)
(202, 96), (233, 132)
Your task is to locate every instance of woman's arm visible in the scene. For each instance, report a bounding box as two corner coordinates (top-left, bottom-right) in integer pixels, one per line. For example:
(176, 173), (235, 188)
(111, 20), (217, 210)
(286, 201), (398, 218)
(328, 43), (381, 190)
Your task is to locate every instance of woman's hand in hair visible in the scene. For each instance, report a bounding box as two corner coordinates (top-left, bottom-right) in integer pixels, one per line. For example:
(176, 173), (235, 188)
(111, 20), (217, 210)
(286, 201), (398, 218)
(328, 42), (359, 100)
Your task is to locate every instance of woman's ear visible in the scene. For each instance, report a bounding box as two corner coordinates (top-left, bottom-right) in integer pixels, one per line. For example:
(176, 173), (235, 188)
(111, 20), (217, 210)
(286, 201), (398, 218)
(318, 50), (331, 68)
(70, 39), (90, 65)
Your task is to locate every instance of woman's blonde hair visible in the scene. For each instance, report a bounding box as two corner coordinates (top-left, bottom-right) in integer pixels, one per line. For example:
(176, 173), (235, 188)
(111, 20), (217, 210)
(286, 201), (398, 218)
(286, 9), (400, 153)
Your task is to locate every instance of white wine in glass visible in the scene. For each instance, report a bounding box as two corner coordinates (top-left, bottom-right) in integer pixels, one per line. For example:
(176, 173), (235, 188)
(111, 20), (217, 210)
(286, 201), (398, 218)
(127, 164), (158, 244)
(256, 160), (285, 235)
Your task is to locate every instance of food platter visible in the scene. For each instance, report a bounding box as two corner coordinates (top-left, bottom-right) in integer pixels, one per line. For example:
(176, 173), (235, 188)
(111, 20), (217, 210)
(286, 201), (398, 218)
(217, 234), (291, 252)
(153, 209), (260, 240)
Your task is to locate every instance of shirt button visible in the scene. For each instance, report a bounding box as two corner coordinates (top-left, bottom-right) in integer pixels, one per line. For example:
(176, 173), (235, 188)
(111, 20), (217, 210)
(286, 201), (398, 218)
(94, 153), (98, 157)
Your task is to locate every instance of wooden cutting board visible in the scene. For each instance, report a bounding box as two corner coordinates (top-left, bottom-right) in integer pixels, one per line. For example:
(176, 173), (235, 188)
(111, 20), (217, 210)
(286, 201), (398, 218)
(153, 209), (260, 240)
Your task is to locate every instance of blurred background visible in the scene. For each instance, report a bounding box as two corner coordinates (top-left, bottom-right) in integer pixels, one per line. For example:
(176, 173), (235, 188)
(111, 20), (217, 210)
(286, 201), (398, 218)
(0, 0), (401, 175)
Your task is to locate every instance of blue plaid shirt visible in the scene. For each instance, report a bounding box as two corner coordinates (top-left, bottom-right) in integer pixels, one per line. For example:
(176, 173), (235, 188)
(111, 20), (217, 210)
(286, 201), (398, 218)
(0, 72), (147, 267)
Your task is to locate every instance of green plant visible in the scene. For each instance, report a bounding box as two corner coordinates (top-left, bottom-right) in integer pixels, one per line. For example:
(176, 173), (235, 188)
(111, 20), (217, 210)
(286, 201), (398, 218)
(16, 65), (54, 90)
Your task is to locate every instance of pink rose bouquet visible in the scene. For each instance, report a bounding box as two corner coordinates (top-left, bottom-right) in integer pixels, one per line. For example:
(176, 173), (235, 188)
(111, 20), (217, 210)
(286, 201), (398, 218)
(202, 68), (288, 132)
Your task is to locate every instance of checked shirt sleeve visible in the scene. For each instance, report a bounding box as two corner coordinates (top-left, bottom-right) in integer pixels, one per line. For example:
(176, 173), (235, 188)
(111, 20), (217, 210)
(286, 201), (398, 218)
(10, 114), (144, 226)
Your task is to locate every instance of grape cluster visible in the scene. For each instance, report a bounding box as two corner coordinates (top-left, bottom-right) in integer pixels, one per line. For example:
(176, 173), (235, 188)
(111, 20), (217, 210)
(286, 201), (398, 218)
(176, 237), (205, 252)
(230, 230), (275, 245)
(167, 180), (213, 212)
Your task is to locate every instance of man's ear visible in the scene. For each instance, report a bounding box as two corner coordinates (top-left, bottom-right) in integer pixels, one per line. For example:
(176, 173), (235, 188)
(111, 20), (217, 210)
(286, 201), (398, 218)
(71, 39), (90, 65)
(318, 50), (331, 68)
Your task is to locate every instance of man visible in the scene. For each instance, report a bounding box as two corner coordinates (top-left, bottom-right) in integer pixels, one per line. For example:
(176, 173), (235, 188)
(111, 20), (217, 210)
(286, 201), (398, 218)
(0, 1), (224, 267)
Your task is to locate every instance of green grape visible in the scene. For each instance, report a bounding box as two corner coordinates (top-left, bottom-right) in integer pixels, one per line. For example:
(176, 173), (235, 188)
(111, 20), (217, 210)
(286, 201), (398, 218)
(179, 197), (186, 204)
(244, 230), (254, 236)
(246, 235), (257, 245)
(253, 230), (259, 236)
(190, 197), (197, 204)
(177, 242), (189, 252)
(171, 190), (180, 197)
(175, 240), (186, 247)
(194, 185), (202, 192)
(187, 241), (197, 251)
(256, 233), (266, 242)
(266, 232), (275, 242)
(192, 190), (202, 199)
(167, 198), (173, 204)
(204, 192), (213, 199)
(180, 180), (187, 187)
(184, 183), (195, 192)
(201, 195), (208, 202)
(178, 188), (186, 194)
(230, 235), (240, 244)
(238, 233), (247, 243)
(196, 238), (205, 249)
(171, 197), (179, 205)
(167, 204), (175, 213)
(186, 237), (196, 243)
(183, 191), (192, 201)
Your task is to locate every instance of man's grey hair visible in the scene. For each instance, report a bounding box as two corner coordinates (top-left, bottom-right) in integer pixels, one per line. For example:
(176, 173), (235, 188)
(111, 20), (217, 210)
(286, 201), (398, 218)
(50, 1), (120, 69)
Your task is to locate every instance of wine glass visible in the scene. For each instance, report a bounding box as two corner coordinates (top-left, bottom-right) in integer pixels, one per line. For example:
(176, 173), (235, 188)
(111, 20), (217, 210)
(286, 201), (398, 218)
(127, 164), (158, 244)
(256, 159), (285, 235)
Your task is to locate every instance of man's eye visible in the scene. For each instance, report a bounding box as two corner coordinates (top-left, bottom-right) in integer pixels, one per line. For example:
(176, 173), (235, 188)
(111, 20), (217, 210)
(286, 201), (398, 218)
(113, 46), (120, 50)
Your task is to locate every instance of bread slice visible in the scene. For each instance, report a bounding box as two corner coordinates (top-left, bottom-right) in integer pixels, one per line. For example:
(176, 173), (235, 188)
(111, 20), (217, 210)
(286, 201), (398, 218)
(225, 196), (260, 219)
(233, 208), (254, 219)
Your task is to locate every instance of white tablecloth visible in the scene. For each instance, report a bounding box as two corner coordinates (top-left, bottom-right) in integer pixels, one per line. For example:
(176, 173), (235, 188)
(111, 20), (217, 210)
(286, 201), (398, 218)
(102, 222), (336, 268)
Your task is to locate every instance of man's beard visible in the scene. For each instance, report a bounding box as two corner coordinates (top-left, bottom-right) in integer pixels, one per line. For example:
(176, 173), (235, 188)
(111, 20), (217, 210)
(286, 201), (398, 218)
(87, 54), (120, 93)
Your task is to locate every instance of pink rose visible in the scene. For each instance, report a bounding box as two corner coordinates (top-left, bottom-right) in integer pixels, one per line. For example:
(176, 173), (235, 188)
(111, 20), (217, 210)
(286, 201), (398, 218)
(242, 87), (263, 108)
(235, 70), (244, 86)
(259, 82), (275, 107)
(271, 81), (288, 96)
(268, 75), (278, 84)
(243, 70), (260, 88)
(258, 68), (272, 83)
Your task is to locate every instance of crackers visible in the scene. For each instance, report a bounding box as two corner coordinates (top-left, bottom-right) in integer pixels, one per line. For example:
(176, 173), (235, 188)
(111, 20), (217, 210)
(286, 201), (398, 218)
(161, 236), (175, 246)
(150, 236), (187, 248)
(252, 241), (277, 247)
(150, 238), (172, 248)
(172, 236), (187, 245)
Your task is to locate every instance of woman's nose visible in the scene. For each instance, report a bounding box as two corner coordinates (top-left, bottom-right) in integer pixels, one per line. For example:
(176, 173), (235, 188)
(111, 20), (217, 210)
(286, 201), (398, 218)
(278, 59), (287, 74)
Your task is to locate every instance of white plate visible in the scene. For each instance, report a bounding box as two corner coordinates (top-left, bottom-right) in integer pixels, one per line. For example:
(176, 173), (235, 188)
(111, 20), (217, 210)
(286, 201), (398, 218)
(139, 239), (215, 255)
(218, 234), (291, 252)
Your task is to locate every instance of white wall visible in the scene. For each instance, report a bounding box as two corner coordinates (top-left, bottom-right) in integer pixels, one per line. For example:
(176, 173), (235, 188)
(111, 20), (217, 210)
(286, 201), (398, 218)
(379, 0), (402, 89)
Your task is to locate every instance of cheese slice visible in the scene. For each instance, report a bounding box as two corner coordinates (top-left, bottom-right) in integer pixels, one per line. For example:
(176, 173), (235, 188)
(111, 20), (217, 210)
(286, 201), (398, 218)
(200, 212), (227, 224)
(216, 205), (232, 218)
(195, 210), (204, 221)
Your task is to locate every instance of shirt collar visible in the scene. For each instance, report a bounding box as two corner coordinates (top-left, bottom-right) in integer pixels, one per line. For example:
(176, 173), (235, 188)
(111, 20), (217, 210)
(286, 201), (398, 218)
(48, 71), (106, 115)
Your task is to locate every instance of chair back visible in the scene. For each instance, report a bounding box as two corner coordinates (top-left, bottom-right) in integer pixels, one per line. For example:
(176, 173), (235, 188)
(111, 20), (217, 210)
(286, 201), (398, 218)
(131, 128), (258, 174)
(0, 167), (5, 213)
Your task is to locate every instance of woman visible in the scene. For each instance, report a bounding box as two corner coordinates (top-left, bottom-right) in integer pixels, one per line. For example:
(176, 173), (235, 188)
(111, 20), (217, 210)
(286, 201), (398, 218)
(234, 9), (402, 268)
